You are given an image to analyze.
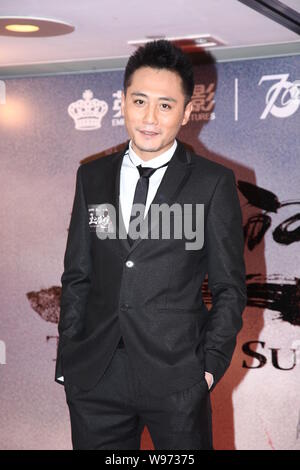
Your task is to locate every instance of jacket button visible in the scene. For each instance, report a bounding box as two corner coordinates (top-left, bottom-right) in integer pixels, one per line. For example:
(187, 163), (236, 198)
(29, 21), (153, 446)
(120, 304), (129, 311)
(125, 260), (134, 268)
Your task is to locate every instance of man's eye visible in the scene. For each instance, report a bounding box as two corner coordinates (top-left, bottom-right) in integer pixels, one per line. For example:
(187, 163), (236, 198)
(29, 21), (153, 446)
(161, 103), (171, 110)
(134, 99), (144, 105)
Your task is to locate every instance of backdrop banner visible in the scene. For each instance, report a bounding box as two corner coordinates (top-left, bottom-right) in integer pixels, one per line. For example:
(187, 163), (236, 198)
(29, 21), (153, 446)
(0, 54), (299, 450)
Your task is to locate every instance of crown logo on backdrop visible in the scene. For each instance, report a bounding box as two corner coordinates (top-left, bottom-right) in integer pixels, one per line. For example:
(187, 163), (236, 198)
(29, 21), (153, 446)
(68, 89), (108, 131)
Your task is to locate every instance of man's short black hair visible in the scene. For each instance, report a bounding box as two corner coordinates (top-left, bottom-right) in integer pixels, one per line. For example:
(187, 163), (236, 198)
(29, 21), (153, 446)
(123, 39), (194, 107)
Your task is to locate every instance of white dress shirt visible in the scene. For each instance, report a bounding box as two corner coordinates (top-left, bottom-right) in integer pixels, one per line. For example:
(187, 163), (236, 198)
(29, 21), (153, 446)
(119, 139), (177, 232)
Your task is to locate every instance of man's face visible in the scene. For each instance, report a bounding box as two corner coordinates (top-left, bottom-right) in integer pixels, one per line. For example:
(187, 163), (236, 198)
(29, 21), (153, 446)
(121, 66), (193, 161)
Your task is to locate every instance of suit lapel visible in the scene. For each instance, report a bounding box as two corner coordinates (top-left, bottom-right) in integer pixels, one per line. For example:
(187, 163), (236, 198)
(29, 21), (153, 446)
(109, 141), (131, 251)
(112, 139), (194, 254)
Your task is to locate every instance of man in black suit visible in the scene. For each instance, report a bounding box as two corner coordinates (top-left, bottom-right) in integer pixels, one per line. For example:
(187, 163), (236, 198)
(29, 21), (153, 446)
(55, 40), (247, 450)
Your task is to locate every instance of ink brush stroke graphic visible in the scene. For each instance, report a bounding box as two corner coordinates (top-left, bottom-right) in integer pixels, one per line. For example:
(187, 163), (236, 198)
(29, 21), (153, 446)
(238, 180), (300, 250)
(26, 180), (300, 327)
(202, 275), (300, 326)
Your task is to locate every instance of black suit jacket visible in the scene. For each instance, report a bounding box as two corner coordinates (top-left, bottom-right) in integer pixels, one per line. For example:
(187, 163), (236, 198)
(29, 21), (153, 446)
(55, 140), (247, 396)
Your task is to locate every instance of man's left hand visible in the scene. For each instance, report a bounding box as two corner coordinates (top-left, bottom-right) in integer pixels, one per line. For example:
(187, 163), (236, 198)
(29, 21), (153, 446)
(205, 371), (213, 390)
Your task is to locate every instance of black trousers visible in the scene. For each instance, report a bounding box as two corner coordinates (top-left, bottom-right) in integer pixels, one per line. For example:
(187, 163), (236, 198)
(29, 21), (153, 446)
(64, 344), (213, 450)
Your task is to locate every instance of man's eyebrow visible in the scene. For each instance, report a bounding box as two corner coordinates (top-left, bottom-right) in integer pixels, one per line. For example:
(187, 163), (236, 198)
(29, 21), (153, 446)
(131, 92), (177, 103)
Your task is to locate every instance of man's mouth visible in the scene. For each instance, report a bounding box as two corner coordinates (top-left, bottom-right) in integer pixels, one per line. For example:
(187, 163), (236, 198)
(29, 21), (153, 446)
(139, 130), (159, 137)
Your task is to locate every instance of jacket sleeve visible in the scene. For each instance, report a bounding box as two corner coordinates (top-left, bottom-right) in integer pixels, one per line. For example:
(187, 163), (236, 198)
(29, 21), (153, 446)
(203, 169), (247, 392)
(55, 164), (92, 382)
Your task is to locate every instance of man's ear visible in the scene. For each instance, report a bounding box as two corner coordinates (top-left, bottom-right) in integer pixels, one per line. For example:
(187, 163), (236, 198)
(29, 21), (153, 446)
(182, 100), (193, 126)
(121, 90), (126, 115)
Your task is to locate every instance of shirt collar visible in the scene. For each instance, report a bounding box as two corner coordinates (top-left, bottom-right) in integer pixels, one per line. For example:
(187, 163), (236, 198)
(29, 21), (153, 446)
(127, 139), (177, 169)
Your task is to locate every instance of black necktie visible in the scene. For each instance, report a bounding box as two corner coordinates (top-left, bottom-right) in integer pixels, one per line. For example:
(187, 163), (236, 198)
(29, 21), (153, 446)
(127, 161), (169, 246)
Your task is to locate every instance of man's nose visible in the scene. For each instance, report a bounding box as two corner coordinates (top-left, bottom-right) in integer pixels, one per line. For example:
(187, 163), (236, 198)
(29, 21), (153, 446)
(143, 104), (158, 124)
